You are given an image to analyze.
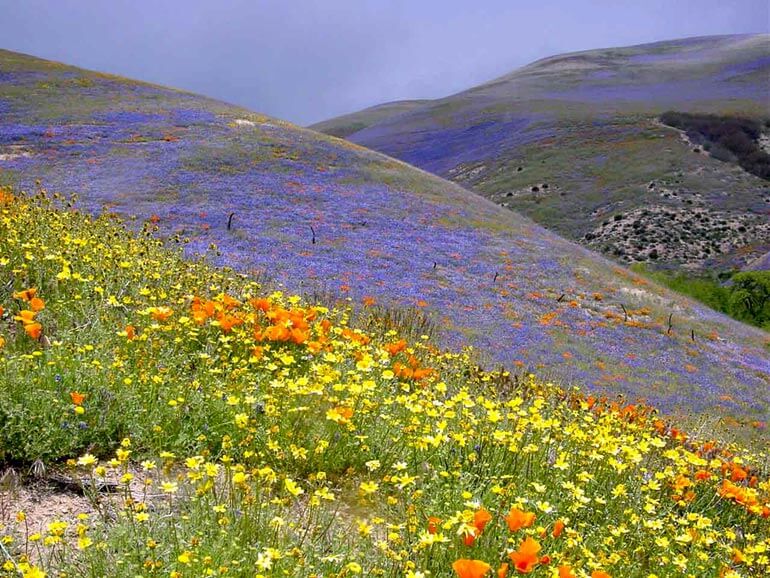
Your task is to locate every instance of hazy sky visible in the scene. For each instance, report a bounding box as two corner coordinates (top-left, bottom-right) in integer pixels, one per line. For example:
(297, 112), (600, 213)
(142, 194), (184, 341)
(1, 0), (768, 124)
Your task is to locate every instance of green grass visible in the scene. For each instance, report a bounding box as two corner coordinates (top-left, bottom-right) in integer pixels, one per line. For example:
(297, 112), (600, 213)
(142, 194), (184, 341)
(631, 264), (770, 332)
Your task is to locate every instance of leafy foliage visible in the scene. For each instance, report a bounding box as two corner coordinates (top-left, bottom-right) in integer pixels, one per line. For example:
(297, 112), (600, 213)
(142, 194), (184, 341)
(660, 111), (770, 180)
(631, 265), (770, 331)
(729, 271), (770, 329)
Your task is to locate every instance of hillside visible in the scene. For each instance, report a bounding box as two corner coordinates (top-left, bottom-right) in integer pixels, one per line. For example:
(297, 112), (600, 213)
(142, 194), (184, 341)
(1, 190), (767, 577)
(312, 34), (770, 273)
(0, 48), (769, 440)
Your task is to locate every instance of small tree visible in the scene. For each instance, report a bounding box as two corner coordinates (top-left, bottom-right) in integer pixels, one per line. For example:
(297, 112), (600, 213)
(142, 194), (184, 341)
(728, 271), (770, 328)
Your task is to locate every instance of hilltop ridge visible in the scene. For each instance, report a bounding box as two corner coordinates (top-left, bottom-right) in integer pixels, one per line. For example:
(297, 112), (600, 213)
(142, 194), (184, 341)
(0, 48), (768, 437)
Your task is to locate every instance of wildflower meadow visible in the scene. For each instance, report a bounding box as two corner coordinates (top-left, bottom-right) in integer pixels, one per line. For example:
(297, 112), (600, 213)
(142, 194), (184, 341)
(0, 188), (768, 577)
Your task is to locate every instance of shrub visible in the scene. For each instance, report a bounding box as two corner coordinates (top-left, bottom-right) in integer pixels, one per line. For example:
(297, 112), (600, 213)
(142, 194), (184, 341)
(660, 111), (770, 181)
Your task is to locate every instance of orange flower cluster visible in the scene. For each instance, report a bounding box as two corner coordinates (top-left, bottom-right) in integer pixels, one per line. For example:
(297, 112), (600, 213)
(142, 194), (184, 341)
(392, 353), (434, 381)
(188, 294), (335, 355)
(718, 480), (770, 517)
(452, 507), (611, 577)
(12, 287), (44, 340)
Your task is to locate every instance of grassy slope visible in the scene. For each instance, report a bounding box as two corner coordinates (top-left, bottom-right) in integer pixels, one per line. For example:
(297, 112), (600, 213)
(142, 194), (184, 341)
(314, 34), (770, 273)
(0, 49), (769, 440)
(0, 190), (768, 578)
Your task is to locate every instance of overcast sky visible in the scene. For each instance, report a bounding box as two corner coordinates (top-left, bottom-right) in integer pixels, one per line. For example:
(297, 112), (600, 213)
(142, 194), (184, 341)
(1, 0), (768, 125)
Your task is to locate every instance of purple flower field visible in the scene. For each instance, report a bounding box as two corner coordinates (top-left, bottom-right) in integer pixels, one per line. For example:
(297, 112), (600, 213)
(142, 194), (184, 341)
(1, 48), (768, 438)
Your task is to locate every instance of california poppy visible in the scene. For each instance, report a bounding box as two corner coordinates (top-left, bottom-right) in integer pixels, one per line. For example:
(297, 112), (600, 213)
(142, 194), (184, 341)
(558, 566), (576, 578)
(552, 519), (565, 538)
(70, 391), (86, 406)
(452, 559), (491, 578)
(427, 516), (441, 534)
(24, 322), (42, 340)
(29, 297), (45, 312)
(591, 572), (611, 578)
(497, 563), (509, 578)
(463, 508), (492, 546)
(508, 537), (541, 574)
(14, 310), (36, 324)
(13, 288), (37, 301)
(505, 507), (536, 532)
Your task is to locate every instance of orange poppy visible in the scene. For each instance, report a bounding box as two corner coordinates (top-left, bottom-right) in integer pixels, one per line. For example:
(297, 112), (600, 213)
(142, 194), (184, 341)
(14, 310), (36, 324)
(497, 563), (509, 578)
(552, 519), (565, 538)
(558, 566), (576, 578)
(384, 339), (407, 356)
(70, 391), (86, 406)
(125, 325), (136, 340)
(13, 288), (37, 301)
(24, 322), (42, 340)
(474, 508), (492, 532)
(427, 516), (441, 534)
(29, 297), (45, 312)
(150, 306), (173, 322)
(463, 508), (492, 546)
(591, 572), (611, 578)
(505, 507), (536, 532)
(452, 559), (491, 578)
(249, 297), (271, 312)
(508, 537), (541, 574)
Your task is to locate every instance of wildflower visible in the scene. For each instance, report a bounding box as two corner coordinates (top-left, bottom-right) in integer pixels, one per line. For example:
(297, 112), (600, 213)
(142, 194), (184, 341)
(427, 516), (441, 534)
(558, 567), (576, 578)
(13, 288), (37, 301)
(359, 481), (379, 495)
(505, 507), (536, 532)
(149, 306), (173, 322)
(327, 405), (354, 424)
(77, 536), (93, 550)
(591, 572), (611, 578)
(552, 519), (565, 538)
(452, 559), (491, 578)
(21, 566), (46, 578)
(284, 478), (304, 497)
(29, 297), (45, 312)
(463, 507), (493, 545)
(24, 322), (42, 339)
(70, 391), (85, 405)
(508, 537), (541, 573)
(77, 453), (97, 467)
(497, 563), (509, 578)
(161, 481), (178, 494)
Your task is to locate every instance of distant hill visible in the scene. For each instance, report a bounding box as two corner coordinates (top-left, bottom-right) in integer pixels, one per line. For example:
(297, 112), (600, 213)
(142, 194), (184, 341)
(1, 48), (768, 437)
(312, 34), (770, 273)
(310, 99), (430, 138)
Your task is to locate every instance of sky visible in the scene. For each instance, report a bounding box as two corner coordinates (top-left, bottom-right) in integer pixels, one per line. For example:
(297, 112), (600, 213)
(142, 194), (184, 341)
(0, 0), (768, 125)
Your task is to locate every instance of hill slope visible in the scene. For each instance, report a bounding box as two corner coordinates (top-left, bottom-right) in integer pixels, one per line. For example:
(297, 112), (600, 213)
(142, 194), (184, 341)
(313, 34), (770, 272)
(1, 191), (768, 577)
(0, 48), (769, 436)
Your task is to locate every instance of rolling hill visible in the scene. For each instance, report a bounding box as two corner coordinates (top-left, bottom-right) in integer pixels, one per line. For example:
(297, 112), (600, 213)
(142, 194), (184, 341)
(0, 48), (769, 438)
(312, 34), (770, 273)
